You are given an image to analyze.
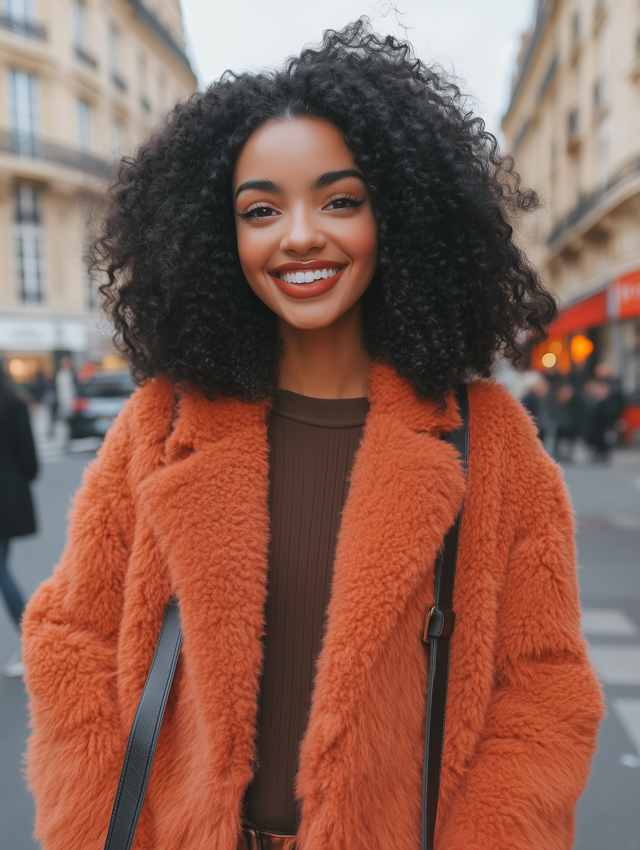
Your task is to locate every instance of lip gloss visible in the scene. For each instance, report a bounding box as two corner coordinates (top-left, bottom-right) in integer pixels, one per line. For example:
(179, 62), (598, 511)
(269, 266), (346, 299)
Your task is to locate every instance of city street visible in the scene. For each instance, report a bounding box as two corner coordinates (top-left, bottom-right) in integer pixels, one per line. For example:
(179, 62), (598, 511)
(0, 448), (639, 849)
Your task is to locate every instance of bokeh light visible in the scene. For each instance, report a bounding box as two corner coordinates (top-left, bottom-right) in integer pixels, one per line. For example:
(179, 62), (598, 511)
(541, 352), (557, 368)
(570, 334), (594, 363)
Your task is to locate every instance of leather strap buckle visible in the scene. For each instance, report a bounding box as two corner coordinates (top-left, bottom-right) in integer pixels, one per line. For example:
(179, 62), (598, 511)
(422, 606), (456, 643)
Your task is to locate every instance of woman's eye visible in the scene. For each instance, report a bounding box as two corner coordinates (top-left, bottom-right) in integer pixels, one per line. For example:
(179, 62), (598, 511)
(325, 196), (364, 211)
(241, 205), (278, 219)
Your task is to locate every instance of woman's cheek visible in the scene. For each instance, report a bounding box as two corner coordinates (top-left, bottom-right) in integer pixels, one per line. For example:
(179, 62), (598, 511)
(346, 217), (377, 275)
(237, 228), (268, 285)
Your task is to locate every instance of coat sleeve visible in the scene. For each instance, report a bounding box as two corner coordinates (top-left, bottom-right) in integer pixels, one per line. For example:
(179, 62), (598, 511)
(22, 406), (134, 850)
(439, 389), (604, 850)
(11, 396), (38, 481)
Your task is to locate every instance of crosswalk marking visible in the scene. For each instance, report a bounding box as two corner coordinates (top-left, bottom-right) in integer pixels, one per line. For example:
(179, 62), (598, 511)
(581, 609), (639, 636)
(588, 646), (640, 686)
(612, 699), (640, 757)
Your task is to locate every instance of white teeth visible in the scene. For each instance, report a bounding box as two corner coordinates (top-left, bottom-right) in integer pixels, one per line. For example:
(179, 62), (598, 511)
(277, 267), (341, 283)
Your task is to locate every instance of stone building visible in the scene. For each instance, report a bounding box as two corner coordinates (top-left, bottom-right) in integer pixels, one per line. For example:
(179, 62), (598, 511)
(502, 0), (640, 437)
(0, 0), (196, 384)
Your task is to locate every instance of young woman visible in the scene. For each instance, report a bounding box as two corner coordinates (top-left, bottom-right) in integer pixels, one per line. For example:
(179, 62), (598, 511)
(23, 21), (602, 850)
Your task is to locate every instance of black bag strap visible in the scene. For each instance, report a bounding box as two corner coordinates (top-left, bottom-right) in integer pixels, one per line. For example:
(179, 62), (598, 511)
(103, 598), (183, 850)
(421, 384), (469, 850)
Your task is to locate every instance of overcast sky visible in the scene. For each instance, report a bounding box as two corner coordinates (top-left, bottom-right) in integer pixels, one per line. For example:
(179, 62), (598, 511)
(179, 0), (534, 139)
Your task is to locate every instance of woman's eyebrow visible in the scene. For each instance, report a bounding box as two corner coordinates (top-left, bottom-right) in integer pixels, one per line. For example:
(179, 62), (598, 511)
(235, 179), (284, 200)
(311, 169), (366, 191)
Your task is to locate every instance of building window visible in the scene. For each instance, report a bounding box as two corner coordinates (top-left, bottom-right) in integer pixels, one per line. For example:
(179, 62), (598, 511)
(571, 9), (580, 44)
(85, 270), (99, 310)
(596, 115), (611, 187)
(109, 25), (125, 90)
(8, 69), (39, 156)
(595, 21), (610, 110)
(2, 0), (45, 39)
(157, 72), (166, 116)
(71, 0), (95, 67)
(636, 84), (640, 154)
(13, 183), (45, 304)
(111, 119), (124, 155)
(138, 53), (150, 111)
(76, 98), (92, 152)
(4, 0), (32, 21)
(71, 0), (85, 48)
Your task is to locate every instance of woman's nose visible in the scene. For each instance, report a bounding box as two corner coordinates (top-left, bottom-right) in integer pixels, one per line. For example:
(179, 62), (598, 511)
(280, 206), (326, 254)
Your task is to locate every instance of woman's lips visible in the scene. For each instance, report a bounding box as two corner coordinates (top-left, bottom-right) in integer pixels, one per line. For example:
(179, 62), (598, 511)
(268, 265), (346, 299)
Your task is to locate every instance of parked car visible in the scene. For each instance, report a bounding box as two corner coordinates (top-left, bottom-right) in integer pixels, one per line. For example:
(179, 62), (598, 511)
(70, 370), (134, 439)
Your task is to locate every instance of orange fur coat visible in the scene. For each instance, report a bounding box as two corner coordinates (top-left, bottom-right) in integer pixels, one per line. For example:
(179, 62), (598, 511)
(23, 363), (602, 850)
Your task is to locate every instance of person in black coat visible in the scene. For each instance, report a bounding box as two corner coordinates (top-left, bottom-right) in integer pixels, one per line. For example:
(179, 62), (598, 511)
(0, 369), (38, 677)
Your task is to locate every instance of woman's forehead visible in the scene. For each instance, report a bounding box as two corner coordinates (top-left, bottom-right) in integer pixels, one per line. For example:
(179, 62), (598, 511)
(233, 117), (358, 190)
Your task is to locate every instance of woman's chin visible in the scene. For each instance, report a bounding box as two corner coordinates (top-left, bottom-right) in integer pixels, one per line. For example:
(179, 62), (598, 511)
(276, 304), (348, 332)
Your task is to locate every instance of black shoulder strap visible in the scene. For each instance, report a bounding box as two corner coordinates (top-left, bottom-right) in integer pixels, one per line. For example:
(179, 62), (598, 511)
(103, 599), (183, 850)
(422, 385), (469, 850)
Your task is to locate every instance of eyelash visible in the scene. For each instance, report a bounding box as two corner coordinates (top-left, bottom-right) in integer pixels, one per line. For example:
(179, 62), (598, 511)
(238, 193), (365, 220)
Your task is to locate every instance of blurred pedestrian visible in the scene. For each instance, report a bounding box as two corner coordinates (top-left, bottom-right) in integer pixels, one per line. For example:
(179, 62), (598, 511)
(584, 363), (625, 460)
(29, 369), (46, 404)
(0, 367), (38, 678)
(553, 382), (581, 461)
(54, 356), (76, 444)
(522, 375), (555, 447)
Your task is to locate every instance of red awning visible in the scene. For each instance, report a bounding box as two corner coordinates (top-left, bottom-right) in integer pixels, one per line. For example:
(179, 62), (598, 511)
(610, 270), (640, 320)
(550, 290), (608, 337)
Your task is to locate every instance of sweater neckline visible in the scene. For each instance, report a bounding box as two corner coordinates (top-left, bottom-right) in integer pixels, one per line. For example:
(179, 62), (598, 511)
(272, 390), (369, 428)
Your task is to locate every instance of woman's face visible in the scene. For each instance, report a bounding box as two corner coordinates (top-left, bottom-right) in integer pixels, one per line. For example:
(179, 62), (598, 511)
(233, 117), (377, 330)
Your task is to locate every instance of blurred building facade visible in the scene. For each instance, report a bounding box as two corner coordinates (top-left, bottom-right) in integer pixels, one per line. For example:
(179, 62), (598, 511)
(0, 0), (196, 385)
(502, 0), (640, 438)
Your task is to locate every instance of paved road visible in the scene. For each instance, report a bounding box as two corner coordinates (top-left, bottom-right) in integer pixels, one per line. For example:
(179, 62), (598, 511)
(1, 452), (639, 848)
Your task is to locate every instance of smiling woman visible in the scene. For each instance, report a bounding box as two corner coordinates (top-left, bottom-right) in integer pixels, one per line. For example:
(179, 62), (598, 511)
(234, 118), (377, 397)
(22, 17), (602, 850)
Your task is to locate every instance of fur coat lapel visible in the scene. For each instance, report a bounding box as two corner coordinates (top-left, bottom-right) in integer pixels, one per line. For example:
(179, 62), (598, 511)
(137, 363), (466, 847)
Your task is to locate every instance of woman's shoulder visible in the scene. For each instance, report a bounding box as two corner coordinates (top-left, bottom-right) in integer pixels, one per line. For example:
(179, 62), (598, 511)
(466, 377), (569, 512)
(83, 376), (176, 484)
(466, 377), (551, 476)
(467, 377), (540, 441)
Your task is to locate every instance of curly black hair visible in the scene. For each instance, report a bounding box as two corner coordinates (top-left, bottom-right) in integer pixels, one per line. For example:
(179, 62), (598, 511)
(91, 17), (556, 400)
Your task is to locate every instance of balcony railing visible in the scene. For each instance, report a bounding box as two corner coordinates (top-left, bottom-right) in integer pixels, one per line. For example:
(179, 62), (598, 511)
(75, 46), (98, 69)
(128, 0), (192, 73)
(1, 14), (46, 40)
(548, 154), (640, 246)
(112, 72), (127, 92)
(567, 109), (580, 149)
(0, 130), (114, 179)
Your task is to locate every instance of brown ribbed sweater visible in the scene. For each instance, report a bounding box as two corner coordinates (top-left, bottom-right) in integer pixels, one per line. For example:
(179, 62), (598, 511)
(244, 390), (369, 832)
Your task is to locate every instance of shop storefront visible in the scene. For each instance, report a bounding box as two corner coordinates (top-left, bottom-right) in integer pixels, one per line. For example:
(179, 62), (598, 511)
(0, 316), (114, 394)
(534, 269), (640, 445)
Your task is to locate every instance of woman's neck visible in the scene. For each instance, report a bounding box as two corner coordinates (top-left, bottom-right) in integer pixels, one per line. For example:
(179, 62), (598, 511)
(277, 303), (369, 399)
